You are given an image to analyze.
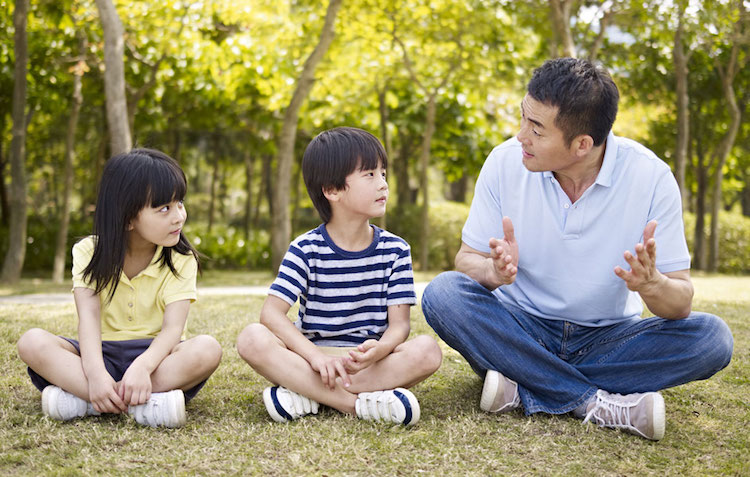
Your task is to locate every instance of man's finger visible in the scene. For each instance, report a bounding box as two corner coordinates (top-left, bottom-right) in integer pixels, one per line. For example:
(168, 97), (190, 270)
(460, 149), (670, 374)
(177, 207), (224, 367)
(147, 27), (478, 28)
(643, 220), (657, 243)
(502, 216), (515, 242)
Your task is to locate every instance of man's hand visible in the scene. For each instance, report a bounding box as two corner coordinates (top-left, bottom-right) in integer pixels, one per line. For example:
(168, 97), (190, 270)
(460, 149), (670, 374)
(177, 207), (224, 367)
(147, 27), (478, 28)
(88, 371), (127, 414)
(615, 220), (665, 294)
(309, 352), (351, 389)
(487, 216), (519, 286)
(119, 362), (153, 406)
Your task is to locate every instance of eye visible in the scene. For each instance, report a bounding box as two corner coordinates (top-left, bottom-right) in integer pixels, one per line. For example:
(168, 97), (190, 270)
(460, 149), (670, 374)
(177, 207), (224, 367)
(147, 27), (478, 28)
(159, 205), (170, 212)
(532, 129), (541, 137)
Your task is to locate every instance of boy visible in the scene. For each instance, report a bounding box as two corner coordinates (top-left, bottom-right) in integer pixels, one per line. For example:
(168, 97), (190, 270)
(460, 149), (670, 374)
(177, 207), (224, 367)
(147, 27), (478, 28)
(237, 127), (442, 425)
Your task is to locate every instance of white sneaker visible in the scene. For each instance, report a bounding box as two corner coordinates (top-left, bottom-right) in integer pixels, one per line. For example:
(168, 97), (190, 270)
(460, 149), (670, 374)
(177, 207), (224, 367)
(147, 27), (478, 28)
(128, 390), (186, 428)
(262, 386), (319, 422)
(480, 370), (521, 413)
(583, 389), (665, 440)
(355, 388), (420, 426)
(41, 385), (99, 421)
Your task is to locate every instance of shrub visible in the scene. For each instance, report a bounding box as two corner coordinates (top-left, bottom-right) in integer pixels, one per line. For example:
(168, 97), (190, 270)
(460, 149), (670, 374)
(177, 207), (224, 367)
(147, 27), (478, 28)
(183, 223), (271, 270)
(388, 201), (470, 271)
(684, 211), (750, 274)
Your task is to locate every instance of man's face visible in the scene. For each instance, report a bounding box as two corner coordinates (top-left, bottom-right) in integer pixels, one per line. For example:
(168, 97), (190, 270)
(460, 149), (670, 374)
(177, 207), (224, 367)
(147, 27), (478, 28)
(516, 94), (578, 174)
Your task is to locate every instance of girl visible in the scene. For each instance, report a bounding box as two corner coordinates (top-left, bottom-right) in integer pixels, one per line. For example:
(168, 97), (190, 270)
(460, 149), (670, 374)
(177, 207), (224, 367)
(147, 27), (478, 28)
(17, 148), (222, 428)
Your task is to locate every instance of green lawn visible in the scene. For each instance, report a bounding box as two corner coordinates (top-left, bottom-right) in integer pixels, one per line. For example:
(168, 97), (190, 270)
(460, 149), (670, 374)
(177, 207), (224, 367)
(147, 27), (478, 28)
(0, 272), (747, 475)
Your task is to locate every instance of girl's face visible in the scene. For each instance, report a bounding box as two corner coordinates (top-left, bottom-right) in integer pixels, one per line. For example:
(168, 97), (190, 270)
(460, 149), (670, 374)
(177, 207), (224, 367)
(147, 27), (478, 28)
(128, 200), (187, 249)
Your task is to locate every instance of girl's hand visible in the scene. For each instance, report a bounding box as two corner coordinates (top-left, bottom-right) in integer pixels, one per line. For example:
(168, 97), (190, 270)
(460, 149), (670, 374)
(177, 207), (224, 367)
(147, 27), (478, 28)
(88, 372), (127, 414)
(309, 353), (351, 390)
(119, 362), (153, 406)
(345, 340), (382, 374)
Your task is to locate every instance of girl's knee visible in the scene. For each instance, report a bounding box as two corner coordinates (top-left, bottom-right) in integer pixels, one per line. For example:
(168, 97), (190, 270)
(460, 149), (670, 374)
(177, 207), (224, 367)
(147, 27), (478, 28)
(17, 328), (52, 363)
(191, 334), (223, 369)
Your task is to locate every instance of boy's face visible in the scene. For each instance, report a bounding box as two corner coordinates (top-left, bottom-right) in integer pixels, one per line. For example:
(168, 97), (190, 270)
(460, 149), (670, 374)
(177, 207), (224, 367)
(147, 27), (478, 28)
(328, 161), (388, 220)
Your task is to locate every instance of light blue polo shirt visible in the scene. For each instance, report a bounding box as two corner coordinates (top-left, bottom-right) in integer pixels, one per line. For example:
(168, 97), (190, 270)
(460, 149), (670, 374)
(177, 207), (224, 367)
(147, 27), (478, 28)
(462, 132), (690, 326)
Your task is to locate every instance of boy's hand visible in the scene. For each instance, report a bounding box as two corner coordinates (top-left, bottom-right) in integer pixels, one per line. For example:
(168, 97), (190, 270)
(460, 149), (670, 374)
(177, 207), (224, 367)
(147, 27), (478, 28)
(345, 340), (382, 374)
(88, 371), (127, 414)
(118, 362), (153, 406)
(309, 353), (351, 390)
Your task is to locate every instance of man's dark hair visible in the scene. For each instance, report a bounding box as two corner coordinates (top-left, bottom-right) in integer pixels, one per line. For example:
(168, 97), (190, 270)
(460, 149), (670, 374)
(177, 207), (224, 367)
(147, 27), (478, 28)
(302, 127), (388, 223)
(527, 57), (619, 146)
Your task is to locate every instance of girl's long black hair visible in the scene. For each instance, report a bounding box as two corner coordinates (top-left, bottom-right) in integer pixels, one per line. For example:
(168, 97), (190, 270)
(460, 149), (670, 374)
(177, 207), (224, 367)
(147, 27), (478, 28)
(82, 148), (201, 302)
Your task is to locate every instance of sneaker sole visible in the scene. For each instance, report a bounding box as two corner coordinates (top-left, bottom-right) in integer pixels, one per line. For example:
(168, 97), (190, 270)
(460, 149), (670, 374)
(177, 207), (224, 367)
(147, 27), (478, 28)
(41, 386), (58, 420)
(167, 390), (187, 428)
(394, 388), (420, 426)
(480, 370), (500, 412)
(262, 387), (290, 423)
(650, 393), (666, 441)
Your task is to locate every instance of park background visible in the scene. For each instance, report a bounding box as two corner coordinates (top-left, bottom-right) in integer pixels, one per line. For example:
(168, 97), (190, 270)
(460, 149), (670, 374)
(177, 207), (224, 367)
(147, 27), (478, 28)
(0, 0), (749, 475)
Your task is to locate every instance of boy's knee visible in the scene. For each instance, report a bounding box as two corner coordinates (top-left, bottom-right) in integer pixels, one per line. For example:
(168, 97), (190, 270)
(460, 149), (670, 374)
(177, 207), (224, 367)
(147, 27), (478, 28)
(236, 323), (273, 362)
(410, 335), (443, 375)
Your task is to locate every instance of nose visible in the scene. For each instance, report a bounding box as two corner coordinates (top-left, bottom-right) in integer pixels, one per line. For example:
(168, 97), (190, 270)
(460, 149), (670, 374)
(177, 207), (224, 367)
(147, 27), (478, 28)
(173, 204), (186, 224)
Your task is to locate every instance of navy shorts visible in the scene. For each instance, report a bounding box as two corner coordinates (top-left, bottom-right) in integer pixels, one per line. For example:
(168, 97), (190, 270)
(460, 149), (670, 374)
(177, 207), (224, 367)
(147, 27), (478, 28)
(27, 337), (206, 402)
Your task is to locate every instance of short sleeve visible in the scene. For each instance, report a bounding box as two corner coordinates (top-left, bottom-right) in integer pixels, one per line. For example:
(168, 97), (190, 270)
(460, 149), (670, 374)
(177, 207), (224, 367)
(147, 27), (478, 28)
(386, 244), (416, 306)
(71, 237), (96, 290)
(649, 170), (691, 273)
(268, 243), (309, 306)
(161, 252), (198, 306)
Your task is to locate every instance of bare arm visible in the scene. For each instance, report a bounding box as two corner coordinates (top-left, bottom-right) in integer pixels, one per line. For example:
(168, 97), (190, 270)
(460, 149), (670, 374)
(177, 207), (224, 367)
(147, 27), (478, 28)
(614, 220), (693, 319)
(74, 287), (127, 413)
(119, 299), (190, 405)
(455, 216), (518, 290)
(260, 295), (351, 389)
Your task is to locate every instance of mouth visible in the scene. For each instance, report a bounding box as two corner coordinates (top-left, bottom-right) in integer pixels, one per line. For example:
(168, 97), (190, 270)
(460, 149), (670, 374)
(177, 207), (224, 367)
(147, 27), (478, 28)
(170, 228), (182, 236)
(522, 149), (534, 159)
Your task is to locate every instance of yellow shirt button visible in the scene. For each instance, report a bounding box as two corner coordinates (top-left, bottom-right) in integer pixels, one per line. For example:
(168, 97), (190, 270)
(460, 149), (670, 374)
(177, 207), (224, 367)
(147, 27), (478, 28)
(128, 302), (133, 308)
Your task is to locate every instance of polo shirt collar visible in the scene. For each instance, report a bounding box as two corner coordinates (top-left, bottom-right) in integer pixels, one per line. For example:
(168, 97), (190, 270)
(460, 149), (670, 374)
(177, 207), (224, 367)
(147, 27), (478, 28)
(594, 131), (617, 188)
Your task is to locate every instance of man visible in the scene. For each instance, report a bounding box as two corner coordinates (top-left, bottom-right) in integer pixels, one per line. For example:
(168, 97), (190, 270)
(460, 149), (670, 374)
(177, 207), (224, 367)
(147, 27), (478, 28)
(421, 58), (733, 441)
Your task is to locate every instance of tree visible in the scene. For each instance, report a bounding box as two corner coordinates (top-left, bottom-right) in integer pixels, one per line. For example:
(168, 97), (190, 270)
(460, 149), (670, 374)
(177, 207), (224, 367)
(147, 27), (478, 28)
(1, 0), (30, 283)
(271, 0), (343, 272)
(95, 0), (131, 155)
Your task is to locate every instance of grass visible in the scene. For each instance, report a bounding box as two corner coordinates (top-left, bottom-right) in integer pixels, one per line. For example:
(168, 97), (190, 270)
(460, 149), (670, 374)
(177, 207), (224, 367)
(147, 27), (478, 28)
(0, 272), (748, 475)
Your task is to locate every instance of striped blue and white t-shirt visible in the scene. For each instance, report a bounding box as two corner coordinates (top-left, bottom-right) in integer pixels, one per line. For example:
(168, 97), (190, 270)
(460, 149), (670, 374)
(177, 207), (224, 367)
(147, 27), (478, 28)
(268, 224), (416, 347)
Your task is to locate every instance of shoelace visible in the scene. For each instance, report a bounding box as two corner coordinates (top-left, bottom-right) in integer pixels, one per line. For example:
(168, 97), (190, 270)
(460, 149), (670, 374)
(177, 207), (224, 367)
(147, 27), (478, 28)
(583, 392), (634, 431)
(362, 391), (396, 420)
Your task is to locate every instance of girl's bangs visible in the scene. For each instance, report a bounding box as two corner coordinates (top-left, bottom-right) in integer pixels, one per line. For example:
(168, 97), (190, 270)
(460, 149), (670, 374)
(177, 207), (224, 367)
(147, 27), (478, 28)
(147, 160), (187, 207)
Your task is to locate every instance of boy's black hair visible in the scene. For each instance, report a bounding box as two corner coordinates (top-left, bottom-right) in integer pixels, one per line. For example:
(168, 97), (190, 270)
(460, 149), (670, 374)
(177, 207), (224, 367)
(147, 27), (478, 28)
(527, 57), (619, 146)
(83, 148), (200, 302)
(302, 127), (388, 223)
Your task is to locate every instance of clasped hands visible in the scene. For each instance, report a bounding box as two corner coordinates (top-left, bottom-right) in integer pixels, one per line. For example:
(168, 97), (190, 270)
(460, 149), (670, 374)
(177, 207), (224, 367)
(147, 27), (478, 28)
(309, 339), (382, 390)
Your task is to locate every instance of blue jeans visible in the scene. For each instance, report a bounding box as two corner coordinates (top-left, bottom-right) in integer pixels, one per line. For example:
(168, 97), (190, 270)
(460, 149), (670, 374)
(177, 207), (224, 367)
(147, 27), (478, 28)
(421, 272), (733, 415)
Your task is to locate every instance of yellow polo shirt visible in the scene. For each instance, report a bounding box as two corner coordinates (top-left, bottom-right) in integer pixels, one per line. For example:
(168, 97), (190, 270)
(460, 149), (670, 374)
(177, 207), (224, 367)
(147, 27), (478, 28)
(72, 236), (197, 341)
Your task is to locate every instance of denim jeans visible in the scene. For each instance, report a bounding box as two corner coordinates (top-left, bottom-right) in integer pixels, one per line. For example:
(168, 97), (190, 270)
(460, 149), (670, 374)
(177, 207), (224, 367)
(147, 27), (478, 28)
(422, 271), (734, 415)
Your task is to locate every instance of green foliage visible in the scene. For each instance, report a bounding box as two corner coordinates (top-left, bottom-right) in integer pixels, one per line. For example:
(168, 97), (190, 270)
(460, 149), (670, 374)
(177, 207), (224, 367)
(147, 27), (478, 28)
(684, 211), (750, 274)
(184, 223), (271, 271)
(0, 217), (91, 273)
(389, 201), (469, 270)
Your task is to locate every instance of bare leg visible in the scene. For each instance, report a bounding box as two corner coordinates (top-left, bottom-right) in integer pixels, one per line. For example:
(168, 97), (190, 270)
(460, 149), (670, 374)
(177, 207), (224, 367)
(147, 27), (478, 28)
(150, 334), (223, 392)
(236, 324), (442, 414)
(17, 328), (90, 400)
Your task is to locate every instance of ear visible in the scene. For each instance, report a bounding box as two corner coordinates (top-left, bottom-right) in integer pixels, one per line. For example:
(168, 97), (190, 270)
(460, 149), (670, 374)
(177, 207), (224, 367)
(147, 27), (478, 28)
(322, 186), (340, 202)
(571, 135), (594, 157)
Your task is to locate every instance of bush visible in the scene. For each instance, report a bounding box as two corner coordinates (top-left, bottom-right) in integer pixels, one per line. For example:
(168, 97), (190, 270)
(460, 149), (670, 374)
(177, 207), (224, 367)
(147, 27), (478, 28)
(183, 223), (271, 270)
(388, 201), (470, 271)
(684, 211), (750, 274)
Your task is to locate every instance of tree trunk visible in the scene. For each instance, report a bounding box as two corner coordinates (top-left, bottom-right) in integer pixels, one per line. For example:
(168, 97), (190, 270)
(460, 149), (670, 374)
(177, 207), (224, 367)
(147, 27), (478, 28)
(243, 150), (255, 240)
(377, 83), (391, 230)
(256, 154), (273, 228)
(673, 9), (690, 210)
(0, 115), (8, 226)
(419, 95), (437, 271)
(95, 0), (131, 155)
(549, 0), (576, 57)
(52, 48), (85, 283)
(395, 129), (414, 209)
(271, 0), (342, 272)
(1, 0), (30, 284)
(208, 135), (220, 233)
(448, 174), (468, 202)
(693, 149), (707, 270)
